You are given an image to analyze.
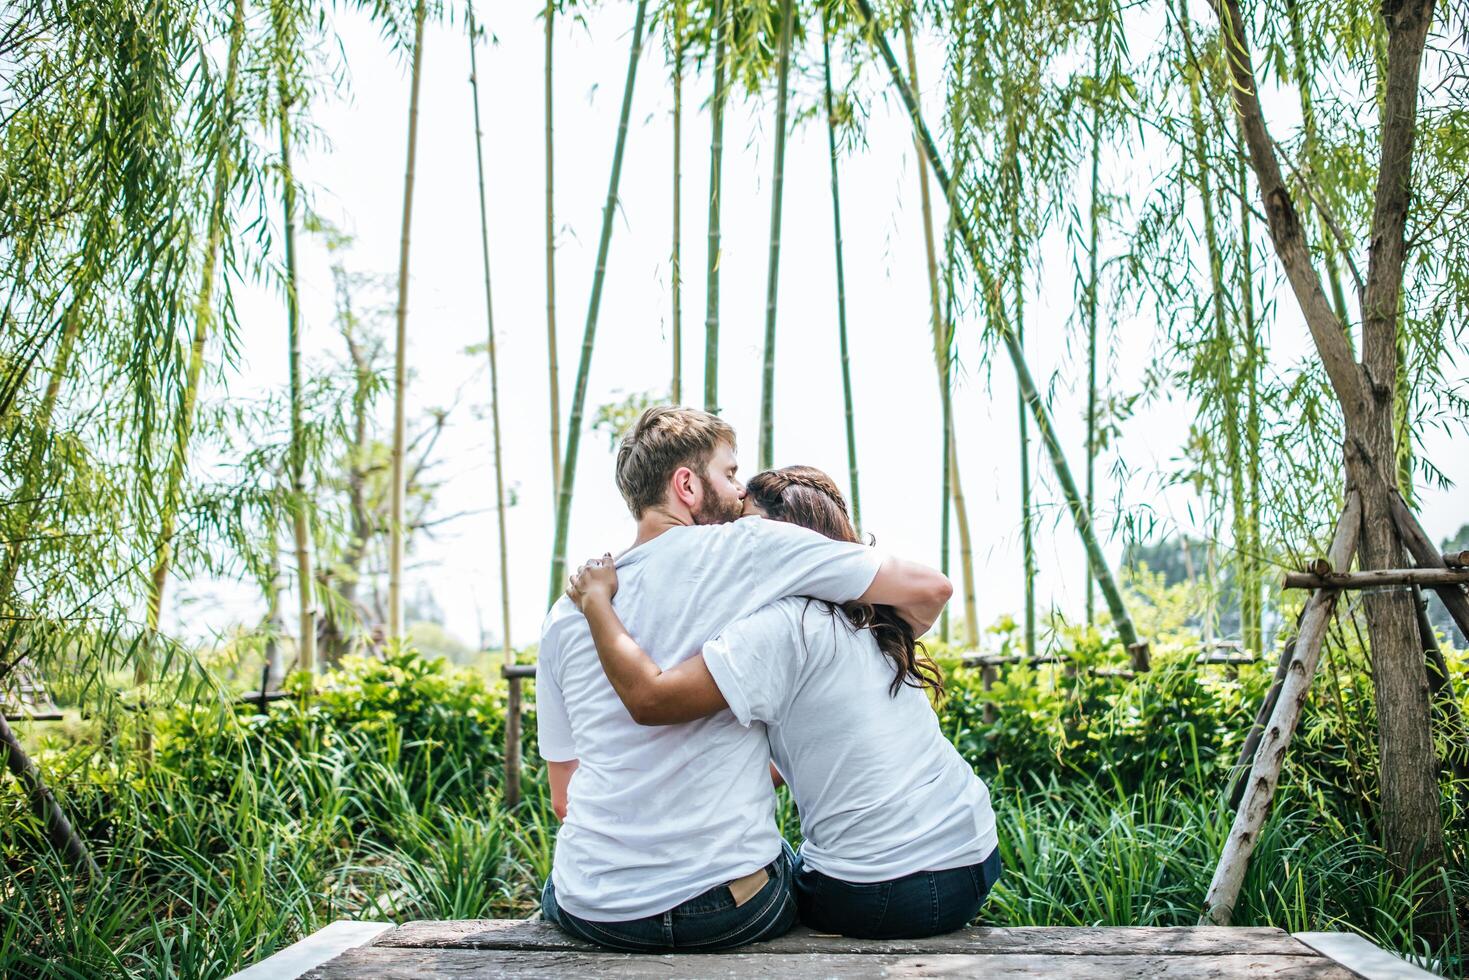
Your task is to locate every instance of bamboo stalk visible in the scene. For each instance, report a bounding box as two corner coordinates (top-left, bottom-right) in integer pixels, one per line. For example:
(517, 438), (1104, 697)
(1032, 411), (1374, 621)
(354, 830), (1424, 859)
(901, 17), (978, 645)
(143, 0), (248, 685)
(1083, 6), (1103, 628)
(545, 0), (562, 494)
(1238, 140), (1263, 654)
(1002, 111), (1035, 661)
(467, 0), (519, 809)
(1178, 0), (1250, 659)
(758, 0), (795, 470)
(821, 13), (861, 536)
(1284, 0), (1352, 330)
(0, 311), (81, 605)
(274, 1), (315, 674)
(670, 0), (684, 403)
(547, 0), (650, 607)
(388, 0), (427, 643)
(851, 0), (1145, 655)
(703, 0), (728, 415)
(1203, 490), (1361, 926)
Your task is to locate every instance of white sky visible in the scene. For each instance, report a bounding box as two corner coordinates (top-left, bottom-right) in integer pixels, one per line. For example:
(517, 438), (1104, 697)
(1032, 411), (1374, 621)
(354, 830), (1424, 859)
(170, 2), (1468, 652)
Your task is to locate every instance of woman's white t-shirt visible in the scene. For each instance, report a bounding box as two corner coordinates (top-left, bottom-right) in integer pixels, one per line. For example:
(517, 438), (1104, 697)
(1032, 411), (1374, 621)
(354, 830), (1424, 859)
(703, 597), (997, 882)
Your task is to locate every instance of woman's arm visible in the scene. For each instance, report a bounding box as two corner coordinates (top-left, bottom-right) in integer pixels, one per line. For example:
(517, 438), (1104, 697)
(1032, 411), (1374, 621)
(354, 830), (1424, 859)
(568, 556), (728, 726)
(547, 758), (578, 821)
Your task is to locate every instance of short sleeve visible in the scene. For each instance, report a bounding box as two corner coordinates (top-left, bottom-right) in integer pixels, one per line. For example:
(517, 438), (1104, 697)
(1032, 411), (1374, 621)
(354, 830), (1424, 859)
(702, 602), (804, 727)
(534, 618), (577, 762)
(741, 518), (884, 604)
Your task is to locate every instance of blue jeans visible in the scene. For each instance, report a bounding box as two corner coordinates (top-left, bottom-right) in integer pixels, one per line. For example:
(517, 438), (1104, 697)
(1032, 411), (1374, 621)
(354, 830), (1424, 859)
(793, 848), (1002, 939)
(541, 842), (798, 952)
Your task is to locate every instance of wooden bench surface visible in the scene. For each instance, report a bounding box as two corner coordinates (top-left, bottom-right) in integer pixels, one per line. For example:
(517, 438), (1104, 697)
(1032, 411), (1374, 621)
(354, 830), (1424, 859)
(298, 920), (1405, 978)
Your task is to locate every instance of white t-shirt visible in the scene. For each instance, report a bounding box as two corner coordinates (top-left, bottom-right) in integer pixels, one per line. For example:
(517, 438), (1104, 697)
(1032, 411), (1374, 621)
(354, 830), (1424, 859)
(536, 517), (884, 921)
(702, 597), (997, 882)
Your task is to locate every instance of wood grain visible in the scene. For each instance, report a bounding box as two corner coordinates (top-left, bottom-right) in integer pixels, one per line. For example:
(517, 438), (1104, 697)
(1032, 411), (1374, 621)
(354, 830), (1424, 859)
(373, 921), (1315, 958)
(305, 947), (1354, 978)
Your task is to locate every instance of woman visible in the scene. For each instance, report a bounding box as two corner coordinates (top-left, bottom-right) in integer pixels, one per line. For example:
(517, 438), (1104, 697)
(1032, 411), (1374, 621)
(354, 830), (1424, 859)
(565, 465), (1000, 940)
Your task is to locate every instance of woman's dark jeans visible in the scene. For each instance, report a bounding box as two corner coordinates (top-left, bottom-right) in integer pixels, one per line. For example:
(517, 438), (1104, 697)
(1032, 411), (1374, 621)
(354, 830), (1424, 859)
(540, 842), (798, 952)
(793, 848), (1002, 939)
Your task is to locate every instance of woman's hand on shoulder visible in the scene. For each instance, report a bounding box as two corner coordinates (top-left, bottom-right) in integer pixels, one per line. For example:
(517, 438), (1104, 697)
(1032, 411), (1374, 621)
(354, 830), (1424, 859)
(567, 553), (618, 611)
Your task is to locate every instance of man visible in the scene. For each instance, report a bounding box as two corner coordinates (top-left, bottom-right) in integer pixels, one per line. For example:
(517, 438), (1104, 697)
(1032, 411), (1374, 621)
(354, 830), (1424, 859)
(537, 405), (951, 952)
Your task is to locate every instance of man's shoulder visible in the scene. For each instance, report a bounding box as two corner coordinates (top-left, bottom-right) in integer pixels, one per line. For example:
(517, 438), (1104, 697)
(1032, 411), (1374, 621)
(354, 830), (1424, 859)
(539, 596), (585, 657)
(630, 518), (768, 563)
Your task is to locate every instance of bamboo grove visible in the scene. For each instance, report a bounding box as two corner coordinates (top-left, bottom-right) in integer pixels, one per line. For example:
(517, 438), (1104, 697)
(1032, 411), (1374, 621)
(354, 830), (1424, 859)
(2, 0), (1468, 952)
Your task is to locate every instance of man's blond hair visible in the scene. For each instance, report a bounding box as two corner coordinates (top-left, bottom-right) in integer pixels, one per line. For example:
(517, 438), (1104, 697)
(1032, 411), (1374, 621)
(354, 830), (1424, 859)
(615, 406), (736, 517)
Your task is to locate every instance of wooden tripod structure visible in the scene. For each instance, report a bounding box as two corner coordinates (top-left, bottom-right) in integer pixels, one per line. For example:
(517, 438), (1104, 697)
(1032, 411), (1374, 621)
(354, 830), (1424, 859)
(1203, 490), (1469, 925)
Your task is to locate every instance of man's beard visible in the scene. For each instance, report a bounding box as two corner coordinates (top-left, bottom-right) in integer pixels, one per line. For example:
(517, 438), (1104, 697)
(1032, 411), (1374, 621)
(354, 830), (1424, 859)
(691, 476), (744, 525)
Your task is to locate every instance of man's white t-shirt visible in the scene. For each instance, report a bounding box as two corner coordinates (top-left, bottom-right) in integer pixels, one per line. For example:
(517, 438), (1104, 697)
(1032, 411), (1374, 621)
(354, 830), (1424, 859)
(703, 597), (997, 882)
(536, 517), (883, 922)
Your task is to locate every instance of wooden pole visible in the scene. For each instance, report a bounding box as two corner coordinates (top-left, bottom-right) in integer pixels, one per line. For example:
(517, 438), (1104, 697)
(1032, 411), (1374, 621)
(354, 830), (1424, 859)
(1202, 490), (1361, 925)
(1282, 569), (1469, 590)
(0, 711), (99, 879)
(1414, 586), (1469, 786)
(1226, 606), (1308, 811)
(1390, 491), (1469, 643)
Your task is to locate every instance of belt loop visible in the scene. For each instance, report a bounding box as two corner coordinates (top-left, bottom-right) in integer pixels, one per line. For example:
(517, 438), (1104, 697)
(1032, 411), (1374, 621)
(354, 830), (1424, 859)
(663, 909), (675, 948)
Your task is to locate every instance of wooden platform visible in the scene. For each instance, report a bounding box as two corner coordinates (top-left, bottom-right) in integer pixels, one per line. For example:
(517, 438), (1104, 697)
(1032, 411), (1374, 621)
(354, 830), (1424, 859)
(284, 919), (1437, 978)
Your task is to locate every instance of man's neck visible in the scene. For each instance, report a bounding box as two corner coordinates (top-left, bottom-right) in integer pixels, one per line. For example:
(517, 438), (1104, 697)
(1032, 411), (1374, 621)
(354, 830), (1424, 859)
(630, 508), (692, 551)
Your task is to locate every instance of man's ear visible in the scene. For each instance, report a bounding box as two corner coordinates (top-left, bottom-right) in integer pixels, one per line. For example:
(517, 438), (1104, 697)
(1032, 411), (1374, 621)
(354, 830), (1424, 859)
(670, 465), (699, 509)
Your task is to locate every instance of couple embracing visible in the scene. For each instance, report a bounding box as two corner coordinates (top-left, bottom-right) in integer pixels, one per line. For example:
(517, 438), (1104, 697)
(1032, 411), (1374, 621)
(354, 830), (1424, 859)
(535, 405), (1000, 952)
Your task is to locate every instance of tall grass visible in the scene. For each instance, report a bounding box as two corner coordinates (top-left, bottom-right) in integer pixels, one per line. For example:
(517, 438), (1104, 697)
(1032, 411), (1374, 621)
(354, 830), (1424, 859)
(4, 640), (1466, 977)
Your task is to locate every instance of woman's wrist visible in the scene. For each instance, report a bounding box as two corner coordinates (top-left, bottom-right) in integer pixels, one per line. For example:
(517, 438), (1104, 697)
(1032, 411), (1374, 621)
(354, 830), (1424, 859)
(582, 590), (615, 611)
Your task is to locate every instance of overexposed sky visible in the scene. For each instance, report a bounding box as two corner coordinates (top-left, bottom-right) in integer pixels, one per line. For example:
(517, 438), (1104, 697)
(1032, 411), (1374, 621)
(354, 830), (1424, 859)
(171, 1), (1468, 652)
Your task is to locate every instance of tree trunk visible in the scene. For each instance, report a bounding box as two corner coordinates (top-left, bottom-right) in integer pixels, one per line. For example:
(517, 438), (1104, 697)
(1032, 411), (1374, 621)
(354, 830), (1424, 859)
(1210, 0), (1445, 922)
(467, 0), (519, 807)
(388, 0), (427, 643)
(758, 0), (795, 470)
(547, 0), (650, 607)
(822, 13), (861, 536)
(142, 0), (248, 687)
(703, 0), (728, 415)
(545, 0), (562, 494)
(861, 0), (1143, 652)
(274, 1), (315, 674)
(902, 18), (979, 646)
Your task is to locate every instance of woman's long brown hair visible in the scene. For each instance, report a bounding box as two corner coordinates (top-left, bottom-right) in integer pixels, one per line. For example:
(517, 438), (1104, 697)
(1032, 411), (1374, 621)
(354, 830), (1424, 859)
(745, 466), (945, 700)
